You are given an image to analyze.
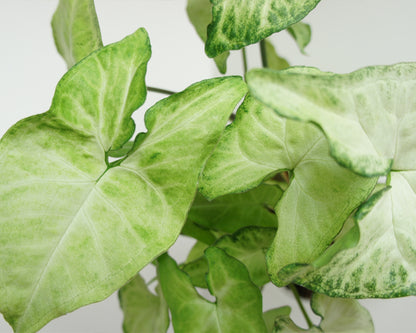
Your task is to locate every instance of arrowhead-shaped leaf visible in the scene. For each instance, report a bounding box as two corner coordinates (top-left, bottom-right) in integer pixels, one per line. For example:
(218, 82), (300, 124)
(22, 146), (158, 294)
(183, 227), (276, 287)
(119, 274), (169, 333)
(273, 294), (373, 333)
(200, 95), (376, 286)
(0, 28), (247, 332)
(158, 248), (267, 333)
(205, 0), (321, 57)
(188, 184), (282, 233)
(51, 0), (103, 68)
(246, 64), (416, 296)
(187, 0), (230, 73)
(264, 39), (290, 70)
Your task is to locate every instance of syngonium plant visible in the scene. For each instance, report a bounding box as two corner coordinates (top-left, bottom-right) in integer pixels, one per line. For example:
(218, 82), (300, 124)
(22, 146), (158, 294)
(0, 0), (415, 332)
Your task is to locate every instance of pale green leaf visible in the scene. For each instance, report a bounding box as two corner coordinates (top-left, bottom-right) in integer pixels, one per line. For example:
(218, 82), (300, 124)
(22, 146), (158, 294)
(188, 184), (282, 233)
(119, 275), (169, 333)
(108, 141), (134, 158)
(187, 0), (230, 73)
(52, 0), (103, 68)
(287, 22), (311, 54)
(264, 307), (291, 332)
(158, 248), (267, 333)
(0, 28), (247, 332)
(206, 0), (321, 57)
(297, 175), (416, 297)
(273, 294), (373, 333)
(246, 64), (416, 176)
(200, 95), (376, 286)
(183, 227), (276, 287)
(265, 39), (290, 70)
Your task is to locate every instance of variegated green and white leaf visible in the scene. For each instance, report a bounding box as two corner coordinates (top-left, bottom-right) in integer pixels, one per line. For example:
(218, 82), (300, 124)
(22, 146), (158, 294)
(200, 95), (376, 286)
(52, 0), (103, 68)
(287, 22), (311, 54)
(158, 248), (267, 333)
(246, 64), (416, 177)
(274, 294), (373, 333)
(0, 28), (247, 332)
(205, 0), (321, 57)
(119, 274), (169, 333)
(183, 227), (276, 287)
(187, 0), (230, 73)
(188, 184), (282, 233)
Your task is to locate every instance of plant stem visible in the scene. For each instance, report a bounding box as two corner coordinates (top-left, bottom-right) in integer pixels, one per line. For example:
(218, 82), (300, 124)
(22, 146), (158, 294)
(260, 39), (268, 68)
(242, 47), (248, 74)
(289, 284), (314, 329)
(147, 86), (176, 95)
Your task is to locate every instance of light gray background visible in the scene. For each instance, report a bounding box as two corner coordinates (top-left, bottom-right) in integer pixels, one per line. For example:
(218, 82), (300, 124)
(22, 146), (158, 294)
(1, 0), (416, 332)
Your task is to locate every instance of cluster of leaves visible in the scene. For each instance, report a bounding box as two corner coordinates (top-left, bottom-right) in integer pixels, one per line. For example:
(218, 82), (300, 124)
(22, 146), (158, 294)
(1, 0), (415, 332)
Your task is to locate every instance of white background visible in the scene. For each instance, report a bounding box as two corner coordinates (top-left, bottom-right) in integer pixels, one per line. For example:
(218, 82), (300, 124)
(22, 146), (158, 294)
(1, 0), (416, 332)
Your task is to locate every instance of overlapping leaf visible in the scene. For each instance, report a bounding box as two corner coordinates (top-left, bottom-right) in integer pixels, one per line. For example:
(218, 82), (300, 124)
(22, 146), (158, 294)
(52, 0), (103, 68)
(187, 0), (230, 73)
(187, 184), (282, 233)
(158, 248), (267, 333)
(119, 274), (169, 333)
(274, 293), (374, 333)
(205, 0), (321, 57)
(287, 22), (311, 54)
(183, 227), (276, 287)
(200, 95), (376, 286)
(0, 28), (247, 332)
(246, 63), (416, 297)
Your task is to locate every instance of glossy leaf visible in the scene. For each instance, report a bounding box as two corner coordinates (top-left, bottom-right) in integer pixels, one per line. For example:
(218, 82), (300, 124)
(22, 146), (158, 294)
(187, 0), (230, 73)
(158, 248), (267, 333)
(0, 28), (247, 332)
(274, 294), (373, 333)
(265, 39), (290, 70)
(205, 0), (321, 57)
(246, 64), (416, 176)
(200, 95), (376, 286)
(183, 227), (276, 287)
(188, 184), (282, 233)
(287, 22), (311, 54)
(52, 0), (103, 68)
(119, 274), (169, 333)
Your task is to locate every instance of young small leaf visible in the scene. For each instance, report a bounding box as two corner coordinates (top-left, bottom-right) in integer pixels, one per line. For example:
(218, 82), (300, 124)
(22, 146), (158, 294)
(264, 39), (290, 71)
(205, 0), (321, 57)
(158, 248), (267, 333)
(187, 0), (230, 73)
(264, 307), (291, 333)
(287, 22), (311, 54)
(52, 0), (103, 68)
(119, 274), (169, 333)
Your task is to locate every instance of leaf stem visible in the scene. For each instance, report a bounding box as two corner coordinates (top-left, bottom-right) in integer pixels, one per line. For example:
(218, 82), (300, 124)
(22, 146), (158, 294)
(289, 284), (314, 329)
(147, 86), (176, 95)
(260, 39), (268, 68)
(242, 47), (248, 74)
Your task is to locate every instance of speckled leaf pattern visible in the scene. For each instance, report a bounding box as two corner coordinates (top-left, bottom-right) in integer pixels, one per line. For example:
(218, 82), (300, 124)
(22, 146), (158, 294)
(246, 64), (416, 176)
(200, 95), (376, 286)
(247, 63), (416, 296)
(0, 28), (247, 332)
(119, 275), (169, 333)
(188, 184), (282, 233)
(158, 248), (267, 333)
(205, 0), (321, 57)
(186, 0), (230, 73)
(298, 174), (416, 297)
(274, 294), (373, 332)
(183, 227), (276, 287)
(287, 22), (311, 54)
(52, 0), (103, 68)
